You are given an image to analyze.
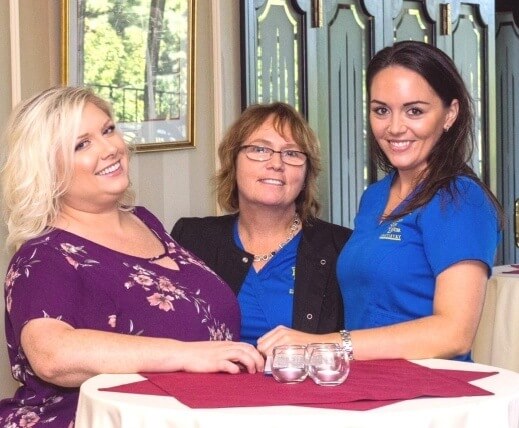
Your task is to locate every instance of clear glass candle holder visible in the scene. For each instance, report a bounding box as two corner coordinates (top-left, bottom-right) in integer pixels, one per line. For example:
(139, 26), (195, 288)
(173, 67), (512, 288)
(271, 345), (308, 383)
(306, 345), (350, 386)
(304, 343), (342, 366)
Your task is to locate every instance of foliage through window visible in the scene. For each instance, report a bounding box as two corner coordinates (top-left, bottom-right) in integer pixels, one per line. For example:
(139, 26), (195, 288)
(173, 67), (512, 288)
(63, 0), (195, 151)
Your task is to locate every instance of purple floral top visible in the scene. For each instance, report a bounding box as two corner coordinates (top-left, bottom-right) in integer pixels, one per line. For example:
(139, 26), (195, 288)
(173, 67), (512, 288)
(0, 207), (239, 427)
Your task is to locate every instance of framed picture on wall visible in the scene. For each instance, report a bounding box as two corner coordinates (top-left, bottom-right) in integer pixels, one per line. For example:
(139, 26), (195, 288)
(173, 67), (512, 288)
(61, 0), (196, 152)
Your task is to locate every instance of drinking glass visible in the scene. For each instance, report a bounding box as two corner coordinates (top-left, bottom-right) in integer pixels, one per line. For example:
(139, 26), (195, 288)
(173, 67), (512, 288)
(271, 345), (308, 383)
(306, 345), (350, 386)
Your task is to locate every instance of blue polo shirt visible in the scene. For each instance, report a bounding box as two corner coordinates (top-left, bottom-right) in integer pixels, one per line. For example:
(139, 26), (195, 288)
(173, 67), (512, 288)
(234, 221), (301, 345)
(337, 172), (501, 361)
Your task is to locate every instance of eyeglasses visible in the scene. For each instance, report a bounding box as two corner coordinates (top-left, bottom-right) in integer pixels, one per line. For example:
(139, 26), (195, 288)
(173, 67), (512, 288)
(239, 145), (307, 166)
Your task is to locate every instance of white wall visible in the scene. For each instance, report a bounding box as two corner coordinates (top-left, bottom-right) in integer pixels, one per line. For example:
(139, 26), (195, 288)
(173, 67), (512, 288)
(0, 0), (242, 399)
(0, 0), (16, 399)
(0, 0), (63, 400)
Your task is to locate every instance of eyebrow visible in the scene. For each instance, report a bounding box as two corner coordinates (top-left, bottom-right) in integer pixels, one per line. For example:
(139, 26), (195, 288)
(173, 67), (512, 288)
(370, 99), (431, 106)
(76, 132), (89, 141)
(76, 119), (113, 140)
(248, 138), (299, 147)
(248, 138), (273, 145)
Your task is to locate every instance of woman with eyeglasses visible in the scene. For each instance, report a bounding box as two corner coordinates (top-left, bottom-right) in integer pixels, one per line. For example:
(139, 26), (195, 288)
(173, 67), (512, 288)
(171, 102), (352, 355)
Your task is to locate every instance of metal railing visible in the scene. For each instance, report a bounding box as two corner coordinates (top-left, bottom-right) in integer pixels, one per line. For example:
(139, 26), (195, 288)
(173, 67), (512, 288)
(87, 83), (183, 123)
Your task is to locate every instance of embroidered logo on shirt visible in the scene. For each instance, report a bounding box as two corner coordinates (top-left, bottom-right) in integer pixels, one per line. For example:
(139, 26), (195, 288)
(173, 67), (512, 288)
(379, 219), (403, 241)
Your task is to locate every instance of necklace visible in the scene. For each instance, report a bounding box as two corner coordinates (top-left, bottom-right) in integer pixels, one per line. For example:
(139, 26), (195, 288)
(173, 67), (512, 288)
(252, 214), (301, 262)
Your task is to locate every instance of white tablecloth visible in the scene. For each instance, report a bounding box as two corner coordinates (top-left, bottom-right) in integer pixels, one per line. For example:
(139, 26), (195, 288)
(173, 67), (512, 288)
(75, 359), (519, 428)
(473, 265), (519, 372)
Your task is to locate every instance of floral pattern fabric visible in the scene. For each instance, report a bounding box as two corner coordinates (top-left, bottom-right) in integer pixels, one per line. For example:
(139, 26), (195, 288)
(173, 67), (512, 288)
(1, 207), (240, 427)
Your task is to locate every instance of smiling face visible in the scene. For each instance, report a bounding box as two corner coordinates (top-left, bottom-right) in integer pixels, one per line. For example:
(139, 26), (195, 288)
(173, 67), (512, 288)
(369, 65), (459, 179)
(236, 114), (307, 212)
(60, 102), (130, 212)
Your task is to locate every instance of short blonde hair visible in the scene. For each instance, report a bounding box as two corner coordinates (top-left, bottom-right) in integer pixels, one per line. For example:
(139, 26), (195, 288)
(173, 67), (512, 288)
(1, 86), (134, 251)
(216, 102), (321, 222)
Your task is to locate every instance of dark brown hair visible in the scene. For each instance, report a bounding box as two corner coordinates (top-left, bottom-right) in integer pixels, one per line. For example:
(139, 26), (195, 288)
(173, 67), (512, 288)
(367, 41), (503, 225)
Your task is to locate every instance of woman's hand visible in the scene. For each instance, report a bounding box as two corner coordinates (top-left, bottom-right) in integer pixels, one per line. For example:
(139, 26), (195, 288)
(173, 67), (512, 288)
(256, 325), (339, 356)
(178, 341), (265, 374)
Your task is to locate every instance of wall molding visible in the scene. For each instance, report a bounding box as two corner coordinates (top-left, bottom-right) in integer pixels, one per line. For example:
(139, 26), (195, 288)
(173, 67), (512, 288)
(211, 0), (223, 214)
(9, 0), (20, 107)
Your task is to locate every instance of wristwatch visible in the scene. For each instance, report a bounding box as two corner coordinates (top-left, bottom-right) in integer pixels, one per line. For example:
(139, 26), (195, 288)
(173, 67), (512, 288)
(339, 329), (354, 360)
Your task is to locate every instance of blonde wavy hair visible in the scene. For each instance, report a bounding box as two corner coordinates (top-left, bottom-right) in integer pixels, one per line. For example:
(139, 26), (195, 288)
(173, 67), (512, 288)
(216, 102), (321, 222)
(1, 86), (134, 251)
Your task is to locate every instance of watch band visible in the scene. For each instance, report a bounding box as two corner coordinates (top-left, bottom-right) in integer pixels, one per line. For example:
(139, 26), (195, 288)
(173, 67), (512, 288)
(339, 329), (354, 360)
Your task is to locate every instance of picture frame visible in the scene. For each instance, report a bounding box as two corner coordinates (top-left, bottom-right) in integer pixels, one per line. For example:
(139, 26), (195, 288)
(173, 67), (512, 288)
(61, 0), (196, 152)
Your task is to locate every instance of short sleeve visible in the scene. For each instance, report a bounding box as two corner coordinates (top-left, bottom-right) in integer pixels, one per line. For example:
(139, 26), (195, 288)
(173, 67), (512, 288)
(6, 241), (81, 339)
(420, 178), (500, 277)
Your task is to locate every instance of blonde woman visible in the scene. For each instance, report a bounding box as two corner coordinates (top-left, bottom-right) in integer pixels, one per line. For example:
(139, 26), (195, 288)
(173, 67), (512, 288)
(0, 87), (263, 427)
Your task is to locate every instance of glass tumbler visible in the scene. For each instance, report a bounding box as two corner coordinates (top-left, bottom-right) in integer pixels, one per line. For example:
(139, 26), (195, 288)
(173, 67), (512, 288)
(307, 345), (350, 386)
(271, 345), (308, 383)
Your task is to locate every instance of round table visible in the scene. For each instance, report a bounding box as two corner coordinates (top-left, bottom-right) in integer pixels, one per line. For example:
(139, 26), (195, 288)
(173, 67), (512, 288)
(473, 265), (519, 372)
(75, 359), (519, 428)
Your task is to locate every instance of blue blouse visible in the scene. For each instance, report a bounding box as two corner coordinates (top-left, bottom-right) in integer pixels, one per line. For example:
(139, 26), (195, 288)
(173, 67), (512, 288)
(337, 173), (501, 361)
(234, 221), (302, 345)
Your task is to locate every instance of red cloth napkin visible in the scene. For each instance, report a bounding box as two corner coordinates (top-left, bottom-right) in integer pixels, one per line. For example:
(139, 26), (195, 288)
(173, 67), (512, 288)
(100, 359), (496, 411)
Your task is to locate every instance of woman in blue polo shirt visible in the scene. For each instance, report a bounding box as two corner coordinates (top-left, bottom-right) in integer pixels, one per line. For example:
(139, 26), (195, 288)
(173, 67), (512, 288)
(336, 41), (503, 362)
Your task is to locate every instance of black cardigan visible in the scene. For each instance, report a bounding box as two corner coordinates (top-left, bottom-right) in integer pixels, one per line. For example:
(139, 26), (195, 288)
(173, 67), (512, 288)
(171, 214), (351, 334)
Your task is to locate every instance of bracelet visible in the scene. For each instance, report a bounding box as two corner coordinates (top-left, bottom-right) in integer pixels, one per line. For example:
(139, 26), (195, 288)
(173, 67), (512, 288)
(339, 329), (354, 360)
